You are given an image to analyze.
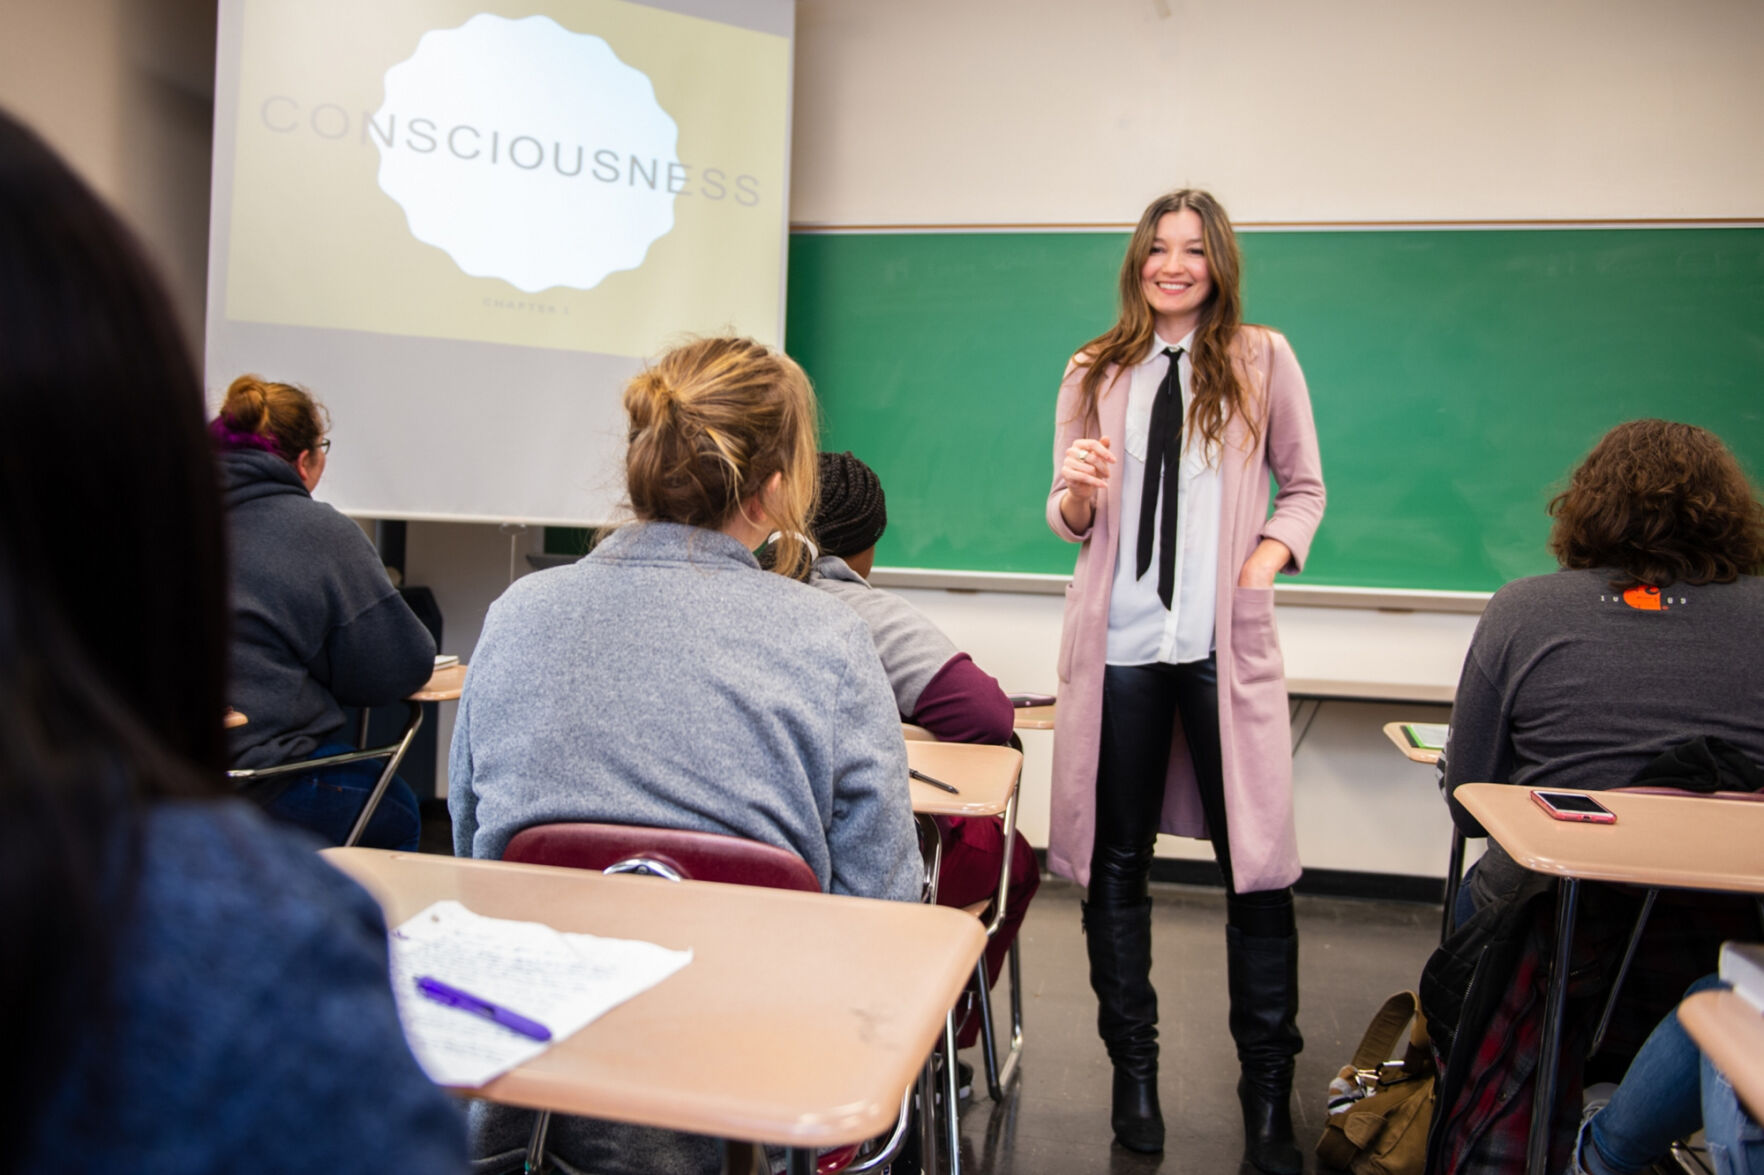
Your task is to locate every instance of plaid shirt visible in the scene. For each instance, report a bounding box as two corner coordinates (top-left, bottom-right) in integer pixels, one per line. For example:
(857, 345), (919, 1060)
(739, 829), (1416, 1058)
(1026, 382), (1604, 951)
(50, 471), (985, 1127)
(1427, 886), (1761, 1175)
(1427, 908), (1581, 1175)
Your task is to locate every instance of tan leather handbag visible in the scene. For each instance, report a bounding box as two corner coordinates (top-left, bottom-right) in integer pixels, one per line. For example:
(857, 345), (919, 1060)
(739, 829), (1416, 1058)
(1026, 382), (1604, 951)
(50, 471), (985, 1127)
(1316, 991), (1436, 1175)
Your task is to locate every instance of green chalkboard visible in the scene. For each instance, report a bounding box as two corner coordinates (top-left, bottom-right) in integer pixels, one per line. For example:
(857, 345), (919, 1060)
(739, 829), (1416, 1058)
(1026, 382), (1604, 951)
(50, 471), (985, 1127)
(784, 227), (1764, 592)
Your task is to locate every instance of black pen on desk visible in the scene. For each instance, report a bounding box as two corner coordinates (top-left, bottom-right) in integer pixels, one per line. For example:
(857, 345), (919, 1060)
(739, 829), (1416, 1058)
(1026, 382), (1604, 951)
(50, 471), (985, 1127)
(910, 768), (960, 795)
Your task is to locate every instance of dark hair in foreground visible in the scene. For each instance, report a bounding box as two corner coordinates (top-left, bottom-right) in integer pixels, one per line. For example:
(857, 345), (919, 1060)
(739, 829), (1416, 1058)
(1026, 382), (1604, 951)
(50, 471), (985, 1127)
(0, 109), (228, 1159)
(1548, 419), (1764, 589)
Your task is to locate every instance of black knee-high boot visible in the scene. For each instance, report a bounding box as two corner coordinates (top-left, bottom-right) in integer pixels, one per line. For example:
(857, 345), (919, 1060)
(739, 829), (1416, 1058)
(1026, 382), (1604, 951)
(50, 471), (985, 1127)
(1226, 925), (1304, 1175)
(1083, 900), (1164, 1153)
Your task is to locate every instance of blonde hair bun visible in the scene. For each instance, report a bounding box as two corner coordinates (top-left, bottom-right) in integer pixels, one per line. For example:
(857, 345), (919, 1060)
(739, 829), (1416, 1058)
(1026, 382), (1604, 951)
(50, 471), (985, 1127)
(622, 337), (819, 577)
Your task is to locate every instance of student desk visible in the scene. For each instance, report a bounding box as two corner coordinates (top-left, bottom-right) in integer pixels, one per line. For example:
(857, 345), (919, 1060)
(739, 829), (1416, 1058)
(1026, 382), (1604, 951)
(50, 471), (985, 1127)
(322, 848), (985, 1175)
(1382, 722), (1464, 940)
(1453, 784), (1764, 1175)
(230, 663), (468, 847)
(1012, 704), (1056, 731)
(1381, 721), (1441, 766)
(1680, 989), (1764, 1123)
(905, 741), (1023, 822)
(902, 738), (1025, 1156)
(412, 662), (467, 702)
(341, 661), (466, 845)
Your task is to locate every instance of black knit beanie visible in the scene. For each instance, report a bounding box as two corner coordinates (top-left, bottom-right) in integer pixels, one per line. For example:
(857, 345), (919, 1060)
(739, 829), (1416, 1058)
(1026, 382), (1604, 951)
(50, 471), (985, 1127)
(813, 451), (887, 558)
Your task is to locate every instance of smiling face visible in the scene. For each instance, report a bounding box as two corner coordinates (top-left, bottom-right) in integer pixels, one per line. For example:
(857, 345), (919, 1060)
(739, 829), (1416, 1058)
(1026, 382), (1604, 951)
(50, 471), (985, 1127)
(1138, 208), (1213, 340)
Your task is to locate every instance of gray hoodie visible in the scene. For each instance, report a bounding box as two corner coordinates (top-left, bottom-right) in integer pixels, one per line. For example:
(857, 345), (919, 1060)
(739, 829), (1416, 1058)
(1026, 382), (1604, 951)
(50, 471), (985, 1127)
(220, 448), (435, 769)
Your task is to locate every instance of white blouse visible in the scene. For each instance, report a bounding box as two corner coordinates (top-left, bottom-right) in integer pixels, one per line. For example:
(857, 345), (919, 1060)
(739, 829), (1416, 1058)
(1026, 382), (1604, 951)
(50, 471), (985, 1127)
(1105, 331), (1223, 666)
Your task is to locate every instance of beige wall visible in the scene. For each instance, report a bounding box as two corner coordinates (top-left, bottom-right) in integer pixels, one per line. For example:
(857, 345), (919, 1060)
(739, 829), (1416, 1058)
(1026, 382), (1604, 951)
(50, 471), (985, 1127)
(792, 0), (1764, 225)
(0, 0), (216, 347)
(11, 0), (1762, 337)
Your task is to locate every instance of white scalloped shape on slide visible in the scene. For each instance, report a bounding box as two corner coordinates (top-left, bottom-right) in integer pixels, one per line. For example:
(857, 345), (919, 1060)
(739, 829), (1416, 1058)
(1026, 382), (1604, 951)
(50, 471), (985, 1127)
(374, 13), (678, 294)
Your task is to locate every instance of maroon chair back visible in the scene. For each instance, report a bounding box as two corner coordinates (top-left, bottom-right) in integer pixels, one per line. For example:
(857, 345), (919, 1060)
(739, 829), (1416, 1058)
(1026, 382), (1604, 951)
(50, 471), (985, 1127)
(502, 822), (822, 893)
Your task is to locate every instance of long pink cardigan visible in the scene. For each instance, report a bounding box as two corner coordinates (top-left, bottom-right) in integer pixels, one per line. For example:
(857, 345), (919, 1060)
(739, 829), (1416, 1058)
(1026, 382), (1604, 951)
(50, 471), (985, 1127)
(1044, 326), (1326, 894)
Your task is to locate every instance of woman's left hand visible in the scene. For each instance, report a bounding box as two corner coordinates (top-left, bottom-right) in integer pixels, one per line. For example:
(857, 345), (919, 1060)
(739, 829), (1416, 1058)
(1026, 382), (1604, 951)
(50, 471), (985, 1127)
(1237, 539), (1292, 588)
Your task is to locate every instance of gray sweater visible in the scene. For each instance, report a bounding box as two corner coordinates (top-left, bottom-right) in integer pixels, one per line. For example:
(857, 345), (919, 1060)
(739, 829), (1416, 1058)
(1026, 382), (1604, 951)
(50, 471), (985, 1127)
(449, 522), (919, 903)
(1442, 568), (1764, 905)
(220, 449), (435, 768)
(809, 555), (958, 715)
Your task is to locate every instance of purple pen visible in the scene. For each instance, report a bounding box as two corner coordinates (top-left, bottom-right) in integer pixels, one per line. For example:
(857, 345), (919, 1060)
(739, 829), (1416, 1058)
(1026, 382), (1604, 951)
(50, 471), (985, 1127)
(416, 976), (552, 1042)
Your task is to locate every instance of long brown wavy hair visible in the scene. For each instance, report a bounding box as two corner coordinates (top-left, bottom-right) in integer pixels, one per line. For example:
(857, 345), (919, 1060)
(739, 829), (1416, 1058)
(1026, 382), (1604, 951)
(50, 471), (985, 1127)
(1548, 419), (1764, 589)
(1070, 189), (1255, 458)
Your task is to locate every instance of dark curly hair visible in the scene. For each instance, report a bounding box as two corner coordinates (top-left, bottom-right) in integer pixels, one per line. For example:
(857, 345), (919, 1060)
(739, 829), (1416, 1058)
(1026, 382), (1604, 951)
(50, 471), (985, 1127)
(1548, 419), (1764, 589)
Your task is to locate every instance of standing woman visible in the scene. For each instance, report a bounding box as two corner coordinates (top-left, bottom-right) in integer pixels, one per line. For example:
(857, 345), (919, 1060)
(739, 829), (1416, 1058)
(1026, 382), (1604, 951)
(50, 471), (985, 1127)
(1045, 189), (1325, 1169)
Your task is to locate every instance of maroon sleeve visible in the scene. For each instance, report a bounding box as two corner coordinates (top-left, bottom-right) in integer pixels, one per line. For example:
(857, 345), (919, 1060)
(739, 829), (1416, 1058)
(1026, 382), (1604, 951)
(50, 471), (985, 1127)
(911, 653), (1015, 745)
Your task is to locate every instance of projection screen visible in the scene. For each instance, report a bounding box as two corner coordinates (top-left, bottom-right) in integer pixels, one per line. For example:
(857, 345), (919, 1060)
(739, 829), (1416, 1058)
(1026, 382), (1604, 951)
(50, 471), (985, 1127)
(205, 0), (794, 523)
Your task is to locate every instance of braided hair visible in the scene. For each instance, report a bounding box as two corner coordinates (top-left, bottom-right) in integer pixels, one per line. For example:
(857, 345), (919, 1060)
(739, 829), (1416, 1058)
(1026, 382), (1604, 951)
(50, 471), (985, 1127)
(812, 451), (887, 558)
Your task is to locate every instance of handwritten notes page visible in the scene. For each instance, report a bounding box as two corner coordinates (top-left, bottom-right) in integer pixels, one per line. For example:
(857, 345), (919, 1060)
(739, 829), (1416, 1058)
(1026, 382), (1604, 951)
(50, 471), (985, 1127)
(388, 899), (692, 1087)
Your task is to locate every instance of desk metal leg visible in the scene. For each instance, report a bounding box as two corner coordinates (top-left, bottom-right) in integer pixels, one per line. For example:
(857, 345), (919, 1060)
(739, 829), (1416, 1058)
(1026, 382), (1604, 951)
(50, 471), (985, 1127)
(523, 1109), (552, 1172)
(1289, 698), (1322, 755)
(1440, 827), (1467, 942)
(1591, 888), (1658, 1057)
(782, 1147), (815, 1175)
(1528, 878), (1581, 1175)
(918, 1056), (941, 1175)
(342, 700), (423, 848)
(976, 939), (1024, 1102)
(943, 1010), (963, 1175)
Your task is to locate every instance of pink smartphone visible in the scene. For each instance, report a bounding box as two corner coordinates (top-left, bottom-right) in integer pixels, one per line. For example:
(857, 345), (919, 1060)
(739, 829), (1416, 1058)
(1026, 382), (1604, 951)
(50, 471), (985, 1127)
(1529, 790), (1616, 824)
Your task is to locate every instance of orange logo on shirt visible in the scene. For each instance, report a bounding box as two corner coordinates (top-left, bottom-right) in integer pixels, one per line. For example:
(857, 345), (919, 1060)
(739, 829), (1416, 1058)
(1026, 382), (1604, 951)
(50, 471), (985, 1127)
(1622, 585), (1663, 611)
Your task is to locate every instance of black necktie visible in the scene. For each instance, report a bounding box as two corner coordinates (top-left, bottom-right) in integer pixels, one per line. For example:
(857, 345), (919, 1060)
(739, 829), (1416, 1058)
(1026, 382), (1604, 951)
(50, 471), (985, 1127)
(1135, 347), (1183, 609)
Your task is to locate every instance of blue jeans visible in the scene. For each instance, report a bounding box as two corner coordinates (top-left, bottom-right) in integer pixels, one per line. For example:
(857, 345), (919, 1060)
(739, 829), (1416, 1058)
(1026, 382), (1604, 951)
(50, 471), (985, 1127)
(259, 741), (422, 851)
(1705, 1051), (1764, 1175)
(1452, 858), (1480, 929)
(1583, 974), (1763, 1175)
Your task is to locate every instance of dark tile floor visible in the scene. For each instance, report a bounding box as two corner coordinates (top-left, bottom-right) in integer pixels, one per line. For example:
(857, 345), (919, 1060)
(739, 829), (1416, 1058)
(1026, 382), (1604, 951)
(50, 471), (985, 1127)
(418, 803), (1440, 1175)
(950, 878), (1439, 1175)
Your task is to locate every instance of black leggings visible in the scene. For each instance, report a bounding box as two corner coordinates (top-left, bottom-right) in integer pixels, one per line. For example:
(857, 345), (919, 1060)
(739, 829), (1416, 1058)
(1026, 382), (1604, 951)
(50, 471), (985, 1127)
(1090, 657), (1294, 938)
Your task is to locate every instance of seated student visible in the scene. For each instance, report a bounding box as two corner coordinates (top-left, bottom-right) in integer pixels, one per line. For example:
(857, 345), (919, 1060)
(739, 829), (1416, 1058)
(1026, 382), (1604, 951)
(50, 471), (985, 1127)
(1428, 421), (1764, 1168)
(1440, 419), (1764, 919)
(1574, 973), (1762, 1175)
(212, 375), (436, 849)
(0, 109), (465, 1173)
(809, 450), (1041, 1053)
(450, 338), (919, 1174)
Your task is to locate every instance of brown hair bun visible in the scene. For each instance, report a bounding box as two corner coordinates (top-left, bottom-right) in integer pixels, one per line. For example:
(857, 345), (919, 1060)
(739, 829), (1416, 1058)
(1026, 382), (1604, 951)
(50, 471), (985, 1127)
(623, 337), (818, 577)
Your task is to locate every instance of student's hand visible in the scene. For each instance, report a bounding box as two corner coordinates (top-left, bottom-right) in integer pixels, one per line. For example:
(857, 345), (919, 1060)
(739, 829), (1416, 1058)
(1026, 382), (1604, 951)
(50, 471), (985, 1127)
(1237, 538), (1292, 588)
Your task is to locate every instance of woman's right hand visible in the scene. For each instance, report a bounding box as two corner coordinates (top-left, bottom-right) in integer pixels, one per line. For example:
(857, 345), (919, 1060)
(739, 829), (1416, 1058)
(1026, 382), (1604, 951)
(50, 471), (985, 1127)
(1059, 435), (1116, 530)
(1063, 436), (1116, 502)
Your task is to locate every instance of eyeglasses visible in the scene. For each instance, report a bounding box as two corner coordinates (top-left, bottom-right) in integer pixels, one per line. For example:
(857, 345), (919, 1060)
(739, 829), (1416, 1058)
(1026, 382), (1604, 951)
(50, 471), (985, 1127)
(315, 438), (332, 453)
